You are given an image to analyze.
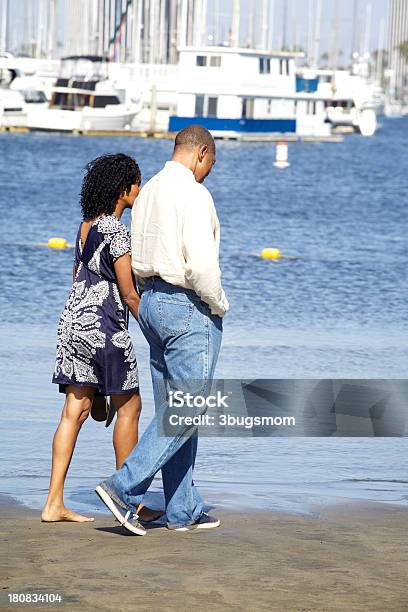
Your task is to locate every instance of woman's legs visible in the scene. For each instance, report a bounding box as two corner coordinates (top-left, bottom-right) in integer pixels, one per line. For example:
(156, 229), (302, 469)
(111, 392), (141, 470)
(41, 386), (95, 522)
(111, 392), (164, 522)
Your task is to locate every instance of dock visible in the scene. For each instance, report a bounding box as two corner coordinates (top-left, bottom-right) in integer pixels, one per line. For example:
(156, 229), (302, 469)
(0, 125), (344, 143)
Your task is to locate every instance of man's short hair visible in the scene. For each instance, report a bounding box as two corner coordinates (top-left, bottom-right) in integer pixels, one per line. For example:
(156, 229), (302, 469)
(174, 124), (215, 152)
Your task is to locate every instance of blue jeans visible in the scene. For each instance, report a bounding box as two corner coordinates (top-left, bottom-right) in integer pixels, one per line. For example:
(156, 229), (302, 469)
(101, 277), (223, 528)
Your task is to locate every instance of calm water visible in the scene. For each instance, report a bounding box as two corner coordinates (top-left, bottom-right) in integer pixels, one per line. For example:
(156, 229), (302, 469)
(0, 120), (407, 516)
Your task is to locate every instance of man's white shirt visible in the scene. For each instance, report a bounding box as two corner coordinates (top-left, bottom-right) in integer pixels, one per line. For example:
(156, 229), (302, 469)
(131, 160), (229, 317)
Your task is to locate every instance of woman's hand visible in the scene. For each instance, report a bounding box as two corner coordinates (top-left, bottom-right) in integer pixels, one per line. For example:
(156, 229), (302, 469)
(113, 254), (140, 320)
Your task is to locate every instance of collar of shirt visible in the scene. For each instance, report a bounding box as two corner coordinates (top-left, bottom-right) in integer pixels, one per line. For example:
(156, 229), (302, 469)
(164, 160), (195, 181)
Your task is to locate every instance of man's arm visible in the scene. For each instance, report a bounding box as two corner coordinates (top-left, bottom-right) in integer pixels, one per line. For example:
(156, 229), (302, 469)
(182, 189), (228, 317)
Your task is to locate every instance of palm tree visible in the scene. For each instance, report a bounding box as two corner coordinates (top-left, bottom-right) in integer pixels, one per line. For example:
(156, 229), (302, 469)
(398, 41), (408, 62)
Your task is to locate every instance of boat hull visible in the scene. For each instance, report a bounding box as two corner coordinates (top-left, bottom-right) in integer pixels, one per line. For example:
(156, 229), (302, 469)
(169, 115), (297, 136)
(27, 107), (138, 132)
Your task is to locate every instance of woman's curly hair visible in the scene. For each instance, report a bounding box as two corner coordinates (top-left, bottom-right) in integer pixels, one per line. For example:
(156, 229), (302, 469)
(80, 153), (141, 220)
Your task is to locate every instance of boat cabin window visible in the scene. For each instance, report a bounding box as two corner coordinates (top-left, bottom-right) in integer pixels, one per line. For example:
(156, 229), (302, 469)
(325, 100), (353, 110)
(307, 100), (317, 115)
(55, 78), (69, 87)
(73, 94), (91, 107)
(72, 80), (97, 91)
(194, 95), (218, 117)
(259, 58), (271, 74)
(23, 90), (48, 104)
(196, 55), (221, 68)
(93, 95), (121, 108)
(52, 92), (73, 109)
(241, 98), (254, 119)
(279, 59), (290, 76)
(195, 95), (205, 115)
(207, 97), (218, 117)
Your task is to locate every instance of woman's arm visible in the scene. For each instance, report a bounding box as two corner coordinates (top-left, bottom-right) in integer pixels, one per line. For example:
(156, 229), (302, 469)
(113, 253), (140, 320)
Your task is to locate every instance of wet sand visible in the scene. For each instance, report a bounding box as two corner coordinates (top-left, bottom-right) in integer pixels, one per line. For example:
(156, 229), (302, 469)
(0, 494), (407, 612)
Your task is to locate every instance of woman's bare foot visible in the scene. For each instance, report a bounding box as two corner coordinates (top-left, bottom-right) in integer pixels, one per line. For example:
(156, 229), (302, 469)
(41, 504), (95, 523)
(137, 505), (165, 523)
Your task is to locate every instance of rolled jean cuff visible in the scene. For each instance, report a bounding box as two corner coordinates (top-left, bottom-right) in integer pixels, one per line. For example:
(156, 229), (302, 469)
(166, 507), (204, 530)
(101, 480), (136, 514)
(167, 519), (196, 530)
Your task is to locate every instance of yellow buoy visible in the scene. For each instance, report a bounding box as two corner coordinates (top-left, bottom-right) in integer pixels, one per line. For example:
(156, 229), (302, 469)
(261, 247), (281, 260)
(47, 237), (68, 249)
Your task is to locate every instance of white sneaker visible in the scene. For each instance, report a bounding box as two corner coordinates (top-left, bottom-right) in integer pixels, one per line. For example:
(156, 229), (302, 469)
(95, 484), (146, 536)
(168, 512), (221, 532)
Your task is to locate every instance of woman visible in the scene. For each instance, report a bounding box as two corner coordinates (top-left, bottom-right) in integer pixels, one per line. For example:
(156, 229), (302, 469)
(42, 153), (162, 523)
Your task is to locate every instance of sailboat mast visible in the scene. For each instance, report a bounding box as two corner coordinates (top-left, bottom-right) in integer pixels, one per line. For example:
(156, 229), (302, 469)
(330, 0), (339, 70)
(231, 0), (240, 47)
(351, 0), (360, 57)
(261, 0), (268, 50)
(158, 0), (166, 63)
(0, 0), (8, 51)
(248, 0), (254, 48)
(282, 0), (288, 49)
(46, 0), (57, 58)
(201, 0), (207, 46)
(363, 2), (372, 57)
(307, 0), (313, 63)
(376, 18), (385, 84)
(268, 0), (275, 50)
(36, 0), (43, 57)
(213, 0), (220, 45)
(178, 0), (188, 48)
(312, 0), (322, 68)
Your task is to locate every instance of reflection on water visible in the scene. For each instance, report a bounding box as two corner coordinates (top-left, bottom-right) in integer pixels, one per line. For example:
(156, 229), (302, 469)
(0, 120), (407, 515)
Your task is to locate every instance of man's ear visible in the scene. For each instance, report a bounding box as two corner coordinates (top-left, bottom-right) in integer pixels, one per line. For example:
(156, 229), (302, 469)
(198, 144), (208, 161)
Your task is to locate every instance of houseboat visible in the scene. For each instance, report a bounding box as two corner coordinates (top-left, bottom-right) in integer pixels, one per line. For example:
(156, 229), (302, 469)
(169, 46), (332, 138)
(169, 46), (378, 138)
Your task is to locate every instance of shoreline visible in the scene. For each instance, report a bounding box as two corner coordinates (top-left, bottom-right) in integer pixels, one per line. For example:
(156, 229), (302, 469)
(1, 494), (407, 611)
(2, 488), (408, 520)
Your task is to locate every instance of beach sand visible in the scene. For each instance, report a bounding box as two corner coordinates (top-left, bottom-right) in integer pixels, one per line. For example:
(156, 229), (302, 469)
(0, 494), (407, 612)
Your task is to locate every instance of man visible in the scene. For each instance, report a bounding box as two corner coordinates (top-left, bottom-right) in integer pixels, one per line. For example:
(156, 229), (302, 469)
(96, 125), (229, 534)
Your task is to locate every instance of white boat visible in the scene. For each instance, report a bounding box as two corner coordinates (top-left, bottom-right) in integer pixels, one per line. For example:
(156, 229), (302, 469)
(0, 54), (52, 128)
(27, 56), (142, 132)
(169, 46), (334, 138)
(296, 68), (379, 136)
(0, 88), (27, 128)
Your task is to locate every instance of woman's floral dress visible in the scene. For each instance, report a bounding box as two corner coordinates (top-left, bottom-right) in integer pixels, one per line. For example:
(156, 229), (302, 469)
(52, 214), (139, 395)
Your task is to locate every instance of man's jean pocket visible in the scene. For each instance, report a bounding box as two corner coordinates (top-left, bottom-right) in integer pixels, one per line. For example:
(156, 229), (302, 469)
(157, 297), (194, 336)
